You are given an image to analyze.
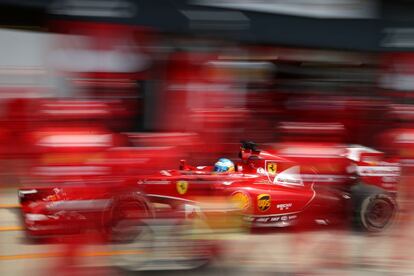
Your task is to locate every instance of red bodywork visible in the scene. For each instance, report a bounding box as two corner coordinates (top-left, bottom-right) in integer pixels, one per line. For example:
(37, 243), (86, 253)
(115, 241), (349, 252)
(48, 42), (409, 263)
(18, 142), (399, 236)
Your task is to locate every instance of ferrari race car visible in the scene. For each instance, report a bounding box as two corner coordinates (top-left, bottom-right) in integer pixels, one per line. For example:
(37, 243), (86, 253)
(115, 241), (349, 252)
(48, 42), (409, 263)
(19, 140), (398, 236)
(17, 141), (399, 270)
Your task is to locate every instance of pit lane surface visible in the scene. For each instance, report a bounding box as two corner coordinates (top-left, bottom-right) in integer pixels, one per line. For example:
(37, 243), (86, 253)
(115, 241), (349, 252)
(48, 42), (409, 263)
(1, 187), (414, 275)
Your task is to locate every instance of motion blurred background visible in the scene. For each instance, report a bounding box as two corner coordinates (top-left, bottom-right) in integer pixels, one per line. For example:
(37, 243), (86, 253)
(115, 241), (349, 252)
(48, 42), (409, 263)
(1, 0), (414, 275)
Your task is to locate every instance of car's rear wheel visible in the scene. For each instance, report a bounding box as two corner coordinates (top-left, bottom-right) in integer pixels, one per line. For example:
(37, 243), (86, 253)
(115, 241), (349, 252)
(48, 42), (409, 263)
(360, 194), (397, 232)
(356, 193), (397, 232)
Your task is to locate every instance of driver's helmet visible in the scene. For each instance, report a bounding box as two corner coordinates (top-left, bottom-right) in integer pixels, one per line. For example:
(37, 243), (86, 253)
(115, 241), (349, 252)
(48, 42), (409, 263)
(214, 158), (235, 173)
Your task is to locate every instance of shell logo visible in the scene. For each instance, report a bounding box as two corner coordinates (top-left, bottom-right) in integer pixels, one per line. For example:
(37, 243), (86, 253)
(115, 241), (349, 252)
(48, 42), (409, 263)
(231, 191), (251, 210)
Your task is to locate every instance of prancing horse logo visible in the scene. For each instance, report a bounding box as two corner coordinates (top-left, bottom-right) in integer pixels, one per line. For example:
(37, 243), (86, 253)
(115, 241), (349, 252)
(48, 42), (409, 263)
(265, 161), (277, 183)
(176, 180), (188, 195)
(267, 162), (277, 174)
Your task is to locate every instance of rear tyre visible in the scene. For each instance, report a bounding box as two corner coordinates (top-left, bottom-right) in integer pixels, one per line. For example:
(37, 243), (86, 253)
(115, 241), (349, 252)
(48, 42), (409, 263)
(353, 186), (397, 232)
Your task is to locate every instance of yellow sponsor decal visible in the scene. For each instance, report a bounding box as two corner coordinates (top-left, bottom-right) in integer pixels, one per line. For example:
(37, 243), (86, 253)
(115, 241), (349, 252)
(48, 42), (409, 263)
(176, 180), (189, 195)
(267, 162), (277, 174)
(231, 191), (250, 210)
(257, 194), (271, 212)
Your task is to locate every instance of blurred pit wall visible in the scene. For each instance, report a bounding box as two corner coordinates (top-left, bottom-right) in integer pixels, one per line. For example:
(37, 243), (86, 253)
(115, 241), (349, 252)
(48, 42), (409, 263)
(1, 22), (414, 187)
(0, 24), (153, 185)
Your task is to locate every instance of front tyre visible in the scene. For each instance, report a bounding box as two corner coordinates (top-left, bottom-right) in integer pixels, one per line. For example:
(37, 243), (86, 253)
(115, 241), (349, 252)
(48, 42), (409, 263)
(104, 193), (152, 243)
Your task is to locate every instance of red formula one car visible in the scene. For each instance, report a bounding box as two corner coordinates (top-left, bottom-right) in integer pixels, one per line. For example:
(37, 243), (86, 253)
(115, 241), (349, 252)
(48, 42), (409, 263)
(18, 141), (399, 269)
(19, 140), (398, 233)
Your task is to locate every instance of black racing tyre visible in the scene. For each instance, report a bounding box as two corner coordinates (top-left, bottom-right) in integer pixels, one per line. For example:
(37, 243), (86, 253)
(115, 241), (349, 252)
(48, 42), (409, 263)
(104, 193), (153, 243)
(352, 186), (397, 232)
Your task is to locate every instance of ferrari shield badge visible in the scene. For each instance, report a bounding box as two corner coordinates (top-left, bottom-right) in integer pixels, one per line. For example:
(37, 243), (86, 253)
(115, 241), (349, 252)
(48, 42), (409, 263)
(257, 194), (271, 212)
(265, 161), (278, 183)
(266, 162), (277, 174)
(176, 180), (188, 195)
